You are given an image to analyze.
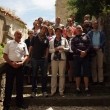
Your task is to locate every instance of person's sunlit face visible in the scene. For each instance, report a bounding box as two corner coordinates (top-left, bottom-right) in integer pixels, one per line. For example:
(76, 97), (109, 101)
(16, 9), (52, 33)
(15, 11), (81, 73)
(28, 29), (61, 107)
(55, 29), (62, 37)
(76, 27), (82, 35)
(14, 31), (22, 42)
(41, 26), (48, 35)
(28, 31), (34, 38)
(66, 27), (72, 36)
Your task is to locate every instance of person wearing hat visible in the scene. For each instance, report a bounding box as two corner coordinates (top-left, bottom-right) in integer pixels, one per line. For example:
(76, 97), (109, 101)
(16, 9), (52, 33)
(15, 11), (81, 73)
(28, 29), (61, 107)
(49, 27), (69, 97)
(71, 25), (91, 96)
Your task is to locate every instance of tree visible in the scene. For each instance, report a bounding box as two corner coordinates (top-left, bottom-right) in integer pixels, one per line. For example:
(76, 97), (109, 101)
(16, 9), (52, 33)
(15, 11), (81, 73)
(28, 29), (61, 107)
(68, 0), (110, 23)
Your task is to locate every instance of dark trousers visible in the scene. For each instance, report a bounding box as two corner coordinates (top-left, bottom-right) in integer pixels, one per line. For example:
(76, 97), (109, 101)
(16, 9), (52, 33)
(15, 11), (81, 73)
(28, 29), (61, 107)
(3, 64), (24, 108)
(73, 56), (90, 77)
(31, 58), (48, 93)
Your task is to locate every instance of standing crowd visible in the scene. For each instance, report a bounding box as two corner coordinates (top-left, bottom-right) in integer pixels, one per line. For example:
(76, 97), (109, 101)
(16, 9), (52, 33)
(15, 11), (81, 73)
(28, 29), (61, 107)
(2, 14), (105, 110)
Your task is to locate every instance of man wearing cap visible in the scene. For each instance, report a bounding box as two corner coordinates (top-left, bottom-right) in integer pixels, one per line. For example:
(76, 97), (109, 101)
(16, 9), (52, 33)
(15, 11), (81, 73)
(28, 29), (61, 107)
(49, 27), (69, 97)
(71, 25), (91, 96)
(3, 31), (29, 110)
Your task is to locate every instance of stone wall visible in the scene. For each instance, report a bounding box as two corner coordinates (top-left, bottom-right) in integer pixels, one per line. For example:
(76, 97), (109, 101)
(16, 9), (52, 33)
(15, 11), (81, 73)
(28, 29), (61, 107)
(55, 0), (71, 25)
(0, 7), (28, 44)
(0, 15), (6, 44)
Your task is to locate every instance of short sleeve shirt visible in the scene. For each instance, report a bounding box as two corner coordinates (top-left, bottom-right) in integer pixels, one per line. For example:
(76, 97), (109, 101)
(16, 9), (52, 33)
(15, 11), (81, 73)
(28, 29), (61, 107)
(4, 40), (29, 61)
(30, 35), (49, 60)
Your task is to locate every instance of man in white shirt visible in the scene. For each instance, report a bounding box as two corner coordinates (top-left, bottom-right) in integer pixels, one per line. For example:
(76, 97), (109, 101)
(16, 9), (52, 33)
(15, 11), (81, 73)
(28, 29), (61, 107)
(3, 31), (29, 110)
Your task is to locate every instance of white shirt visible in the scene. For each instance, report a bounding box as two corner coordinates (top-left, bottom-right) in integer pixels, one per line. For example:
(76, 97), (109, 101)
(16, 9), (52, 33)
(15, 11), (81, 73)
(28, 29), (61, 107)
(68, 37), (73, 53)
(4, 40), (29, 61)
(49, 36), (69, 60)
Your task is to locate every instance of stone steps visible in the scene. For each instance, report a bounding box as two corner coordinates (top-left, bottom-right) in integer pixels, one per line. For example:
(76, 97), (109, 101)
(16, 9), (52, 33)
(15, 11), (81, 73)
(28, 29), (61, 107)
(11, 82), (110, 94)
(10, 82), (110, 106)
(11, 94), (110, 106)
(1, 71), (110, 106)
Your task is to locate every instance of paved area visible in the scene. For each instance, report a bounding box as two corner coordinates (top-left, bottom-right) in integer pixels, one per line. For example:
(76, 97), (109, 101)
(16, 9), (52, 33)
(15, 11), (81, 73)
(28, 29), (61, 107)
(0, 101), (110, 110)
(9, 106), (110, 110)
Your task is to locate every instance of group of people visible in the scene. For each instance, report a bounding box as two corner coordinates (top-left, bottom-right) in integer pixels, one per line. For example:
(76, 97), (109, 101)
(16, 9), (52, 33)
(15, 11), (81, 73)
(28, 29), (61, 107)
(2, 14), (105, 110)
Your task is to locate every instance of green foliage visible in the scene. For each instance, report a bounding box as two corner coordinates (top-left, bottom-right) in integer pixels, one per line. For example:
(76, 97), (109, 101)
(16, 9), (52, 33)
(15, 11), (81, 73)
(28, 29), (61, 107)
(68, 0), (110, 23)
(0, 45), (4, 58)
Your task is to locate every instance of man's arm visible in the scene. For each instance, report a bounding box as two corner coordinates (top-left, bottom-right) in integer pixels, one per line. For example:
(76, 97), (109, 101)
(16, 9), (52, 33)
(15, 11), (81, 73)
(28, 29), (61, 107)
(71, 37), (81, 55)
(3, 53), (18, 68)
(3, 53), (12, 65)
(45, 48), (49, 59)
(29, 46), (33, 57)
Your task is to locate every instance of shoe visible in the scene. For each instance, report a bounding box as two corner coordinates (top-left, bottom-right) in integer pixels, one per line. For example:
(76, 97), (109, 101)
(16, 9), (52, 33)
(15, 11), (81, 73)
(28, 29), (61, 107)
(43, 92), (48, 97)
(50, 93), (56, 97)
(75, 89), (81, 96)
(31, 92), (36, 98)
(16, 103), (28, 109)
(85, 89), (91, 96)
(98, 82), (104, 86)
(92, 82), (98, 85)
(59, 93), (65, 97)
(3, 107), (9, 110)
(69, 81), (73, 87)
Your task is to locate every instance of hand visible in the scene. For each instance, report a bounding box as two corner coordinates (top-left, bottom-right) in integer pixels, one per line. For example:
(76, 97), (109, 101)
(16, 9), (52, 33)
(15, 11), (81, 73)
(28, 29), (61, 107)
(80, 51), (87, 58)
(26, 56), (30, 63)
(58, 46), (64, 51)
(55, 47), (59, 51)
(94, 47), (99, 51)
(10, 62), (19, 68)
(10, 62), (23, 68)
(16, 62), (23, 67)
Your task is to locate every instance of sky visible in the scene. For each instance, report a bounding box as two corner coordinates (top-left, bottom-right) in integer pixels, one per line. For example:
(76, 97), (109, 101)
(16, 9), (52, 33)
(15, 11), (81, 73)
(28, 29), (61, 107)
(0, 0), (56, 29)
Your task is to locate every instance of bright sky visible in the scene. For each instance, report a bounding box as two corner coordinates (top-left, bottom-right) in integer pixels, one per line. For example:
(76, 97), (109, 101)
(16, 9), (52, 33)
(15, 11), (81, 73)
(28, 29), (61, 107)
(0, 0), (56, 29)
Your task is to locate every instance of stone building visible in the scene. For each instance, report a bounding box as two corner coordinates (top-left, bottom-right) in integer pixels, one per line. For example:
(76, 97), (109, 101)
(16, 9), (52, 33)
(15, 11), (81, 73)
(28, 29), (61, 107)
(55, 0), (71, 25)
(0, 6), (28, 44)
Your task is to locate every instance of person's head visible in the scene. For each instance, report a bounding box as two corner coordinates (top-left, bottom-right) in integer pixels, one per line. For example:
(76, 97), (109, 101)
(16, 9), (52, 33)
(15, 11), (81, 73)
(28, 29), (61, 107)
(33, 20), (39, 30)
(84, 14), (90, 21)
(55, 27), (62, 38)
(70, 14), (75, 22)
(67, 18), (73, 26)
(48, 26), (55, 36)
(38, 17), (43, 26)
(28, 30), (34, 39)
(55, 17), (61, 24)
(66, 26), (73, 37)
(92, 20), (98, 30)
(43, 20), (49, 26)
(75, 25), (83, 35)
(61, 24), (65, 30)
(14, 31), (22, 42)
(40, 25), (48, 35)
(83, 20), (90, 27)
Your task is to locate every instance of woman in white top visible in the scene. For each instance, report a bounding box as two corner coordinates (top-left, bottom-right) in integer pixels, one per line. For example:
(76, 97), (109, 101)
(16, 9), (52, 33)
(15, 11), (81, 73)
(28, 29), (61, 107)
(49, 27), (69, 96)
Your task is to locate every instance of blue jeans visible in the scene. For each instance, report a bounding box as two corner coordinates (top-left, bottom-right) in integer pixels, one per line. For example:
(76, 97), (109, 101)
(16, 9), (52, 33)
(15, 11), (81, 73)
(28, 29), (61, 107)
(31, 58), (48, 93)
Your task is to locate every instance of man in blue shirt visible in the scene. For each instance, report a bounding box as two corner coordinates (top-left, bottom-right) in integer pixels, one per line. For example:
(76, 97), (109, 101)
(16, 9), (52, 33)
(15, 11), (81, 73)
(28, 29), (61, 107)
(87, 20), (105, 85)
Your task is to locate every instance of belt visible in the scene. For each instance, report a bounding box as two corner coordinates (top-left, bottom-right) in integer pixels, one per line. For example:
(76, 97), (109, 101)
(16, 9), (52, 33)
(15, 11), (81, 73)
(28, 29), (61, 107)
(11, 61), (22, 63)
